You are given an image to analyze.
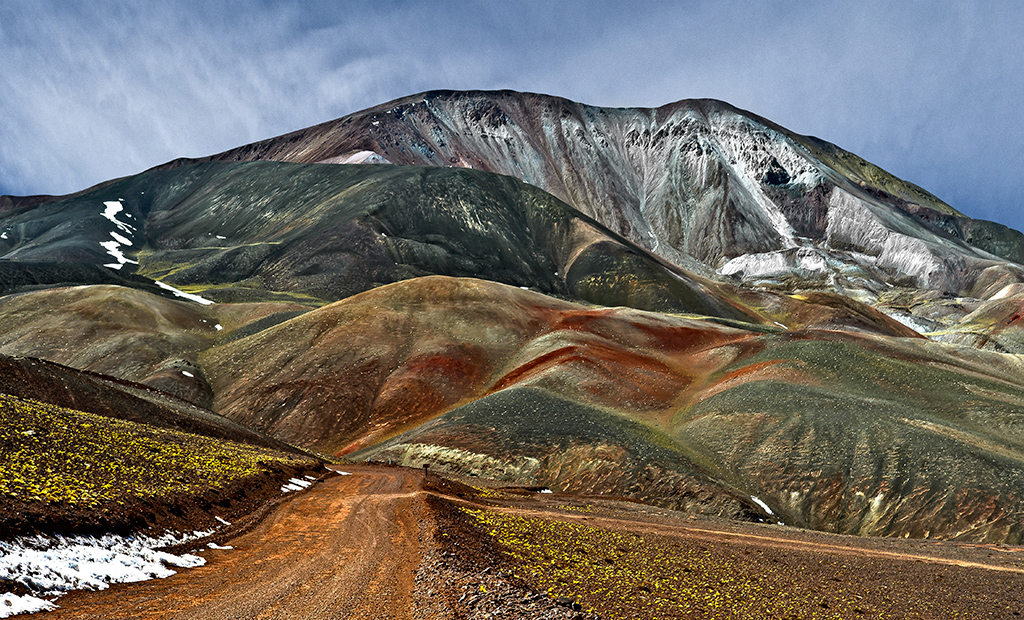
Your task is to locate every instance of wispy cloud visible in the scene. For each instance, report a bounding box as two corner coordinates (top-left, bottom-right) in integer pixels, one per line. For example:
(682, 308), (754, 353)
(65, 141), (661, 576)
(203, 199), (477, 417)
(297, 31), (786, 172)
(1, 0), (1021, 230)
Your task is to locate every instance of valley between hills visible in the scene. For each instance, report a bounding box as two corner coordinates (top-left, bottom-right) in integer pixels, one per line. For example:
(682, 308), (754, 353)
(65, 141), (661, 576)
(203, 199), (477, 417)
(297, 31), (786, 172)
(2, 90), (1024, 618)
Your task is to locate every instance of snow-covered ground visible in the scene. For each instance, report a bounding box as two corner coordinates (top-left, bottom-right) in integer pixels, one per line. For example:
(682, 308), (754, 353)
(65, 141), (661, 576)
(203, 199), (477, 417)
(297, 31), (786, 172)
(0, 530), (213, 617)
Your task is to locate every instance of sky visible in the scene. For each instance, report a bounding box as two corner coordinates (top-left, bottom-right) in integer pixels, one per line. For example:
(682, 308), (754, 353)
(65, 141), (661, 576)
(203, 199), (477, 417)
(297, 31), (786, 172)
(2, 0), (1023, 230)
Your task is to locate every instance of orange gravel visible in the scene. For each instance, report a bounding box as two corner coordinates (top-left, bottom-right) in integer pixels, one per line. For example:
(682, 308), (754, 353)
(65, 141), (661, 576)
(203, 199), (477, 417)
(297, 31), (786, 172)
(41, 465), (425, 620)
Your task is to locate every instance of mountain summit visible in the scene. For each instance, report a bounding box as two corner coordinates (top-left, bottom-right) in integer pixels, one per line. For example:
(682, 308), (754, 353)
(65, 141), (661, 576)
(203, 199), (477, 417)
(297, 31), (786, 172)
(187, 90), (1024, 297)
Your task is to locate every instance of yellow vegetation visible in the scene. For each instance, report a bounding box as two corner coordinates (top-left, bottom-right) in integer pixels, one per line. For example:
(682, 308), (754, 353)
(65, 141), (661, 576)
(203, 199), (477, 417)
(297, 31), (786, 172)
(0, 393), (313, 508)
(465, 508), (893, 620)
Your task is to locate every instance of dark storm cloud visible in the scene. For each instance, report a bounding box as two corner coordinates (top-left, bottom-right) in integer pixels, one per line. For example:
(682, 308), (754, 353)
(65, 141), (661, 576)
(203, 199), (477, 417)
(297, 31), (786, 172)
(2, 1), (1021, 229)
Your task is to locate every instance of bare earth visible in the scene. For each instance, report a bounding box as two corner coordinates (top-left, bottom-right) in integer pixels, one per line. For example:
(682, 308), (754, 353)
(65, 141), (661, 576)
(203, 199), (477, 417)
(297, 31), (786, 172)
(42, 465), (424, 620)
(32, 464), (1024, 619)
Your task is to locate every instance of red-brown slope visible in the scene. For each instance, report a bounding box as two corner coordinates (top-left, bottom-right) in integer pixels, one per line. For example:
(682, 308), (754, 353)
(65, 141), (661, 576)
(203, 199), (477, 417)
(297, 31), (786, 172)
(202, 276), (753, 455)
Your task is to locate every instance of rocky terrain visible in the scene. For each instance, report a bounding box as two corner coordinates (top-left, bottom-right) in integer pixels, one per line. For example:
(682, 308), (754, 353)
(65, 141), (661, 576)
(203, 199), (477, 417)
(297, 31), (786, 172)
(2, 89), (1024, 615)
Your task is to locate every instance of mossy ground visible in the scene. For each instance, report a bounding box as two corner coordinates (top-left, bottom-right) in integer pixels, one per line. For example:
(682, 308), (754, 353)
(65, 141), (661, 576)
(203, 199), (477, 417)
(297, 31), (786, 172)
(461, 506), (1024, 620)
(0, 392), (320, 537)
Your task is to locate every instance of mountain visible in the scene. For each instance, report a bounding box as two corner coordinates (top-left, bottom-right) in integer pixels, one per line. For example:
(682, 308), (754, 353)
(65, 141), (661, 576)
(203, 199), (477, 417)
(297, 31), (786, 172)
(185, 90), (1024, 299)
(3, 90), (1024, 544)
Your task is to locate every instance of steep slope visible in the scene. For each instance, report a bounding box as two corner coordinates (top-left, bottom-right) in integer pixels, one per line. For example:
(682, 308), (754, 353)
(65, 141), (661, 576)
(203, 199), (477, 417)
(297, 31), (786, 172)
(0, 354), (299, 453)
(204, 276), (1024, 542)
(0, 392), (321, 540)
(0, 161), (754, 319)
(0, 160), (927, 338)
(191, 90), (1024, 298)
(0, 284), (310, 406)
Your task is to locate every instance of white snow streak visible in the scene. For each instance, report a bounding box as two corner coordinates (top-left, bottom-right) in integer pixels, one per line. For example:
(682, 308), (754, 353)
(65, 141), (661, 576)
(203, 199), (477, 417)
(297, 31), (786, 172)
(750, 495), (775, 515)
(99, 200), (139, 270)
(154, 281), (214, 306)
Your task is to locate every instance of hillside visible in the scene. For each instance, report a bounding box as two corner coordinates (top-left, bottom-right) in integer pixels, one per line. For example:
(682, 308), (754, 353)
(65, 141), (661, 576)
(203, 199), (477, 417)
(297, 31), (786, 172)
(1, 88), (1024, 557)
(189, 90), (1024, 298)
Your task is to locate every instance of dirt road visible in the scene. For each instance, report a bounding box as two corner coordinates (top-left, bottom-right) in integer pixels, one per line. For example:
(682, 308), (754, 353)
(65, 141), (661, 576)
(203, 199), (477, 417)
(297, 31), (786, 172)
(43, 465), (426, 620)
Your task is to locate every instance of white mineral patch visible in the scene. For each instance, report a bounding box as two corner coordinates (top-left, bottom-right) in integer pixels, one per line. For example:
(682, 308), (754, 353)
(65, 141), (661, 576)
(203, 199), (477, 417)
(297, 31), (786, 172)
(154, 280), (214, 306)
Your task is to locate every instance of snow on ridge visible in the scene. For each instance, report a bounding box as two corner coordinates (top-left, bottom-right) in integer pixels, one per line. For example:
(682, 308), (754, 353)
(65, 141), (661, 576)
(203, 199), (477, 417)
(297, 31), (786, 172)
(317, 150), (393, 165)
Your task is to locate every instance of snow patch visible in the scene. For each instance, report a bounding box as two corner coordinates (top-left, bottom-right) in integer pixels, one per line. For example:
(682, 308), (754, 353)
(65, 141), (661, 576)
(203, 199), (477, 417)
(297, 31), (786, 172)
(154, 280), (214, 306)
(538, 489), (553, 494)
(101, 201), (135, 235)
(100, 241), (139, 270)
(214, 516), (231, 526)
(215, 235), (226, 240)
(0, 593), (57, 618)
(181, 370), (194, 378)
(206, 542), (233, 550)
(989, 284), (1021, 301)
(109, 231), (132, 246)
(99, 200), (140, 271)
(214, 324), (223, 331)
(280, 477), (312, 493)
(0, 531), (210, 613)
(0, 233), (7, 240)
(750, 495), (774, 515)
